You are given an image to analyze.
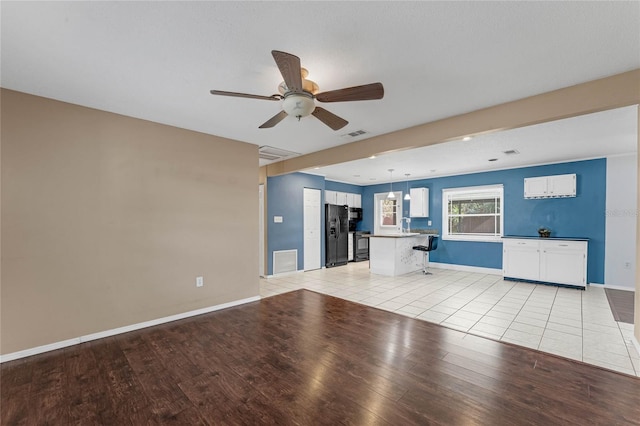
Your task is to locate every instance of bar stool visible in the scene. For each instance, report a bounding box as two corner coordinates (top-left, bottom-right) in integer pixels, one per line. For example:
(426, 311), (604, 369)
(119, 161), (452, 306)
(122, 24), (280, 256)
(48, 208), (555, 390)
(413, 235), (438, 274)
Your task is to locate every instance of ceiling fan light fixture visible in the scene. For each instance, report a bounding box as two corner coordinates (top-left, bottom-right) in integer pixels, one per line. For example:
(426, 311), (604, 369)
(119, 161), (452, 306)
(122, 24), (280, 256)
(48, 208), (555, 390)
(211, 50), (383, 130)
(282, 92), (315, 119)
(278, 68), (319, 95)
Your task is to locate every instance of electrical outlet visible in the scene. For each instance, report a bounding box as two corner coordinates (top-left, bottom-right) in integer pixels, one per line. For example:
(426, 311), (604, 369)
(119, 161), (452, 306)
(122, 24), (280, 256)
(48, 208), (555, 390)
(427, 220), (432, 226)
(196, 276), (204, 287)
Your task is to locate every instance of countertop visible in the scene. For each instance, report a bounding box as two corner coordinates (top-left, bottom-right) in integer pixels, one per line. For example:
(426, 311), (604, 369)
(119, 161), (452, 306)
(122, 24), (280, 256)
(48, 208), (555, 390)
(367, 233), (439, 238)
(502, 235), (589, 241)
(368, 233), (422, 238)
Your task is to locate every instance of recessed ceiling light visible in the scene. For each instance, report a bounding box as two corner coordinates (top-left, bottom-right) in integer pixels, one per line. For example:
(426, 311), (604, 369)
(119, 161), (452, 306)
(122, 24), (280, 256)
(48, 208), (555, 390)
(463, 136), (472, 141)
(314, 167), (320, 170)
(488, 158), (498, 162)
(369, 155), (376, 159)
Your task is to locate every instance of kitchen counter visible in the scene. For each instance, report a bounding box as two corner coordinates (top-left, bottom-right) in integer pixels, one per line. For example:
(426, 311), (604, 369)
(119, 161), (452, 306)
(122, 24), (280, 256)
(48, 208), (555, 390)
(369, 234), (429, 276)
(367, 232), (421, 238)
(502, 235), (589, 241)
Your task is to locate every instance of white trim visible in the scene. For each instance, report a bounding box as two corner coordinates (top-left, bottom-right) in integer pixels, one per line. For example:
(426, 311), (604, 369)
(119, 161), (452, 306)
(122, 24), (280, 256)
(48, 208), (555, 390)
(265, 269), (305, 279)
(0, 295), (260, 364)
(430, 262), (502, 275)
(442, 184), (504, 242)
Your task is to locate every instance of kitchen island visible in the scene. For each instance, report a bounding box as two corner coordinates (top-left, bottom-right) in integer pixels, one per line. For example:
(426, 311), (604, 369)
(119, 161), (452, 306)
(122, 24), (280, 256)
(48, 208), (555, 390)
(368, 233), (429, 276)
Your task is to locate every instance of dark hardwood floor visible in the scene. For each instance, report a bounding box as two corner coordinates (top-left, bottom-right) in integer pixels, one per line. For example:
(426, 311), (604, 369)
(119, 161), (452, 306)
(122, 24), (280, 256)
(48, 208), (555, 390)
(2, 289), (639, 425)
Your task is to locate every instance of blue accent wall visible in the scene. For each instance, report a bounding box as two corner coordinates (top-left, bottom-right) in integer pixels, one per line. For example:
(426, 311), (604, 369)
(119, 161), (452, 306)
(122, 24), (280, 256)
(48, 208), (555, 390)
(362, 158), (606, 282)
(267, 172), (325, 275)
(267, 159), (606, 283)
(325, 180), (364, 194)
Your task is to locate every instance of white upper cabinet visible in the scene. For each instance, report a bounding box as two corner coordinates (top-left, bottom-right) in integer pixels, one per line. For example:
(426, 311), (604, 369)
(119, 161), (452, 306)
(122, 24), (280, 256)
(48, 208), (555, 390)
(346, 193), (355, 208)
(325, 190), (337, 205)
(524, 174), (576, 199)
(547, 174), (577, 197)
(409, 187), (429, 217)
(523, 177), (548, 198)
(326, 190), (362, 207)
(353, 194), (362, 208)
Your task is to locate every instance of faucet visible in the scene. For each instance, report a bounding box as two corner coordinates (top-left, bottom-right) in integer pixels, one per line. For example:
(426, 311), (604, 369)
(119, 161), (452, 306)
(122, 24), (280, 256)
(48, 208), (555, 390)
(402, 217), (411, 233)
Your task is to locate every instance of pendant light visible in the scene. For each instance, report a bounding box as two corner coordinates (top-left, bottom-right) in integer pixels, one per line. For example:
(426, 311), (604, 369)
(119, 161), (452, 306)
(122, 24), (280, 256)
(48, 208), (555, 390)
(404, 174), (411, 200)
(387, 169), (395, 199)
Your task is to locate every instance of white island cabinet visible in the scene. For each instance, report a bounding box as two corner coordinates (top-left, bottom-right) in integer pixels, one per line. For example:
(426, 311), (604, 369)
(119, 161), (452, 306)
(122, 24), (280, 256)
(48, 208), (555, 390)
(368, 234), (429, 276)
(502, 237), (588, 288)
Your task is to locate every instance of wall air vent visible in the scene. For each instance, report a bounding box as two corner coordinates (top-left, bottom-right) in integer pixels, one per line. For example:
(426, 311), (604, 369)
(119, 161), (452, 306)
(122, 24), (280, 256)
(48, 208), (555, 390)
(503, 149), (520, 155)
(259, 146), (300, 161)
(273, 249), (298, 275)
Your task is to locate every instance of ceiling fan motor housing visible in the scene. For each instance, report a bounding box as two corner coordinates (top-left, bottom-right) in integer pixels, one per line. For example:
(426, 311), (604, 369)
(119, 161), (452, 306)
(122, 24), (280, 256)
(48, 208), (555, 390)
(282, 92), (315, 119)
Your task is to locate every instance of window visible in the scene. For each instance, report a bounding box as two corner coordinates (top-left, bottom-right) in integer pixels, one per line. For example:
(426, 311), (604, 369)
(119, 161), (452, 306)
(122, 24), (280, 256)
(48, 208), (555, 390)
(380, 198), (398, 227)
(442, 185), (503, 242)
(374, 192), (402, 234)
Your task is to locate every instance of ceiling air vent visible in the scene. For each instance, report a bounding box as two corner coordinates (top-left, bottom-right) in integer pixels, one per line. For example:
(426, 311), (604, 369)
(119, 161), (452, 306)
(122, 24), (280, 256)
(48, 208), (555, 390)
(258, 146), (300, 161)
(503, 149), (520, 155)
(342, 129), (367, 138)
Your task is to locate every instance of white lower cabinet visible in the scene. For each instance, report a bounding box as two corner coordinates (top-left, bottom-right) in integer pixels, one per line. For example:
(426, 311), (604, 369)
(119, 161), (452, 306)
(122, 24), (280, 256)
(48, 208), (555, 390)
(503, 239), (540, 282)
(503, 238), (587, 288)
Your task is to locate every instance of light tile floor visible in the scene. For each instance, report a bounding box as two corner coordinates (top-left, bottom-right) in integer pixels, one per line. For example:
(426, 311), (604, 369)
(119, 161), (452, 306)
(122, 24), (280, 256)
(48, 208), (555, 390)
(260, 262), (640, 377)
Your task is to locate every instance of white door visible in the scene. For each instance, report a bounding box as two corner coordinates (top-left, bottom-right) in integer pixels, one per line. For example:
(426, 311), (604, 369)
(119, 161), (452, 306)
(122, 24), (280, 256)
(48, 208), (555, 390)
(304, 188), (322, 271)
(374, 192), (402, 235)
(259, 184), (265, 277)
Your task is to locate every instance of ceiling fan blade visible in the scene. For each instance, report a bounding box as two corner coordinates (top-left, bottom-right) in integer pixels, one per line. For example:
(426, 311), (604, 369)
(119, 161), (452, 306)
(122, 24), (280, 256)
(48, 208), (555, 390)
(272, 50), (303, 92)
(316, 82), (384, 103)
(210, 90), (282, 101)
(312, 107), (348, 131)
(259, 110), (288, 129)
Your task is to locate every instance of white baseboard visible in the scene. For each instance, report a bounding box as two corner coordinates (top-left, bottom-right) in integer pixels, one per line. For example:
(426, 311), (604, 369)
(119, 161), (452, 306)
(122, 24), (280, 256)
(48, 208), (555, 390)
(430, 262), (502, 276)
(265, 269), (305, 279)
(0, 295), (260, 364)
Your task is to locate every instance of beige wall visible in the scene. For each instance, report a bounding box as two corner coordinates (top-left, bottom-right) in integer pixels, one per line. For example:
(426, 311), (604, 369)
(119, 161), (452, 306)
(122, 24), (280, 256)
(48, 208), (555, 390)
(1, 89), (259, 355)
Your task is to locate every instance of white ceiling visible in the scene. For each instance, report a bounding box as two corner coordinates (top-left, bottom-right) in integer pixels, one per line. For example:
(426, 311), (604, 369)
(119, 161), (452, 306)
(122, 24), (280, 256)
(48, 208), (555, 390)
(308, 105), (638, 185)
(2, 1), (639, 180)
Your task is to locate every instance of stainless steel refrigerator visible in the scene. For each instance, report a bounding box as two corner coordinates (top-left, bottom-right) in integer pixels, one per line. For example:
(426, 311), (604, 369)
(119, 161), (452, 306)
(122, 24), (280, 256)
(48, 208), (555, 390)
(325, 204), (349, 267)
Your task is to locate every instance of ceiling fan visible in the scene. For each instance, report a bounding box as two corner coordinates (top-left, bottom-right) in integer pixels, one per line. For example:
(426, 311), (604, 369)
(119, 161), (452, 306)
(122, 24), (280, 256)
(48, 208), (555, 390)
(210, 50), (384, 131)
